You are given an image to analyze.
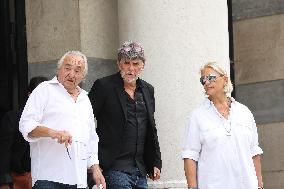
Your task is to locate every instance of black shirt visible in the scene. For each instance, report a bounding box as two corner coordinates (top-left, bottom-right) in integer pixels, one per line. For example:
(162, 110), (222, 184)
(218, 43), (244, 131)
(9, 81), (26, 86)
(111, 84), (148, 175)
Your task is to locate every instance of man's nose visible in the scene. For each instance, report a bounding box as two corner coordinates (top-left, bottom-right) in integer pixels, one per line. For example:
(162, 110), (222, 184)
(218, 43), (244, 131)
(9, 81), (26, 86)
(68, 69), (76, 77)
(129, 63), (135, 71)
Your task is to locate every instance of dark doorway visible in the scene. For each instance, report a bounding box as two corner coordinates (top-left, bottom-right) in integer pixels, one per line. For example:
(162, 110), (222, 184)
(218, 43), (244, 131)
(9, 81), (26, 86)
(227, 0), (235, 97)
(0, 0), (28, 120)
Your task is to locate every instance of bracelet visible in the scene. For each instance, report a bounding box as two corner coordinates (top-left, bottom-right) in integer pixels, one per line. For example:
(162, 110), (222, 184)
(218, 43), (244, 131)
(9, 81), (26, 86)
(188, 187), (198, 189)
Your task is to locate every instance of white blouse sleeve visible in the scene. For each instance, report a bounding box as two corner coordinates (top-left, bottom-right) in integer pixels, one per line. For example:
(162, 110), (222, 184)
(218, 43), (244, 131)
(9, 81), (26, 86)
(182, 113), (201, 161)
(249, 111), (263, 157)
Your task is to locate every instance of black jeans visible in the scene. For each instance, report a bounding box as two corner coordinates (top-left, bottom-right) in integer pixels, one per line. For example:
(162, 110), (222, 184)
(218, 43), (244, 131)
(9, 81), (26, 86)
(32, 180), (85, 189)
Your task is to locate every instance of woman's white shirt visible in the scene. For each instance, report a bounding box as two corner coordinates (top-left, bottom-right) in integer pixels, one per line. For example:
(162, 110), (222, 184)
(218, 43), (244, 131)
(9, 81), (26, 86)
(182, 98), (263, 189)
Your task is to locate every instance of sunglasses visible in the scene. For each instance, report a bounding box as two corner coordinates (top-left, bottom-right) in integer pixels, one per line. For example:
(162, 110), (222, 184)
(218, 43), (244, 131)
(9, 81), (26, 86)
(200, 74), (222, 85)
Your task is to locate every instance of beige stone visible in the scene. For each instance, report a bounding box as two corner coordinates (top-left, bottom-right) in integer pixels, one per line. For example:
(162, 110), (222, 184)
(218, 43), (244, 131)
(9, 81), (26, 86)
(26, 0), (81, 63)
(79, 0), (118, 59)
(258, 122), (284, 189)
(233, 14), (284, 85)
(262, 170), (284, 189)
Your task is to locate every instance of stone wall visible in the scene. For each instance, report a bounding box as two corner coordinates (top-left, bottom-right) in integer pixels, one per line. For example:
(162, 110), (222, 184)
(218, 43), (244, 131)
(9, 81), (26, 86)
(26, 0), (118, 91)
(233, 1), (284, 188)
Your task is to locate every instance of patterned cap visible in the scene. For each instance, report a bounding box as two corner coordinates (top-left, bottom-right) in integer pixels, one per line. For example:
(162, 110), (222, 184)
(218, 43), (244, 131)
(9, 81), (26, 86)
(118, 41), (145, 62)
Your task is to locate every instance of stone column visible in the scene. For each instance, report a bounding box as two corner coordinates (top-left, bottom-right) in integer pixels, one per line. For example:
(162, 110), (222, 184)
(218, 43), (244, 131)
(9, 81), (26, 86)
(26, 0), (81, 80)
(79, 0), (119, 90)
(118, 0), (230, 188)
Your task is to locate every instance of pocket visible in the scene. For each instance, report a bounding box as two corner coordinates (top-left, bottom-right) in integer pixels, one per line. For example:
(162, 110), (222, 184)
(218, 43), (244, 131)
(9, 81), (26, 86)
(202, 127), (225, 149)
(235, 122), (253, 145)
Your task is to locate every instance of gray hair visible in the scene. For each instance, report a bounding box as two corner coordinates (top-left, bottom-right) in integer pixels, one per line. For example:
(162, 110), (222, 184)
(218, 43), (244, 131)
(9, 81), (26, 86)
(57, 51), (88, 77)
(200, 62), (234, 95)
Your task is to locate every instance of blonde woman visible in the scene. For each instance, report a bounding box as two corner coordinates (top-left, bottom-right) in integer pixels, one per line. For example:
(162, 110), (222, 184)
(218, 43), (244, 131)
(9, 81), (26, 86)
(182, 62), (263, 189)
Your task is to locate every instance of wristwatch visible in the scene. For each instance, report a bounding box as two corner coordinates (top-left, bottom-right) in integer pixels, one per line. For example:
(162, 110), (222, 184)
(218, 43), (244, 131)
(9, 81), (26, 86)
(188, 187), (198, 189)
(258, 187), (264, 189)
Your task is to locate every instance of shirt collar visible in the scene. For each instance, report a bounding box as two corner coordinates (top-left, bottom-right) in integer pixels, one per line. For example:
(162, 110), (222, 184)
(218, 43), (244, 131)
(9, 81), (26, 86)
(49, 76), (60, 84)
(136, 78), (143, 89)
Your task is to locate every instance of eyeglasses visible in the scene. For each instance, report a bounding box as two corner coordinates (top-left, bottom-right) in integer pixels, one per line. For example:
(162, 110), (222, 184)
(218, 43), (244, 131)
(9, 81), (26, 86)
(200, 74), (223, 85)
(66, 140), (91, 160)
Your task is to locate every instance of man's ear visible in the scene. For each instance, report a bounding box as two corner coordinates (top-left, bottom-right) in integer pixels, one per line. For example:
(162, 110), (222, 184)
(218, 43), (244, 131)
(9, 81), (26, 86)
(117, 61), (121, 71)
(142, 62), (145, 69)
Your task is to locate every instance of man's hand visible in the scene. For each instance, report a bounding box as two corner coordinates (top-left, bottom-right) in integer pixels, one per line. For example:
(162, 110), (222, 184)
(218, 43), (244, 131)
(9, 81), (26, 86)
(28, 126), (72, 146)
(51, 130), (72, 146)
(91, 164), (106, 189)
(149, 167), (161, 181)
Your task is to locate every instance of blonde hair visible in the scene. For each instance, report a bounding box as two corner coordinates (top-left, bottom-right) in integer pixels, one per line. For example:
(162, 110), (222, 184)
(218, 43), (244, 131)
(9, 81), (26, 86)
(200, 62), (233, 95)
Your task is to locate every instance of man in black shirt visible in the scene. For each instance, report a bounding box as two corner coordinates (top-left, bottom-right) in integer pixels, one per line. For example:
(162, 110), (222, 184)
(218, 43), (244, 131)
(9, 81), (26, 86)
(89, 41), (162, 189)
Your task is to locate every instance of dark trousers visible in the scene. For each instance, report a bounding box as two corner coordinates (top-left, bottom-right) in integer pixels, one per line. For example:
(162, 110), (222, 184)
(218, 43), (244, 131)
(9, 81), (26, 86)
(32, 180), (85, 189)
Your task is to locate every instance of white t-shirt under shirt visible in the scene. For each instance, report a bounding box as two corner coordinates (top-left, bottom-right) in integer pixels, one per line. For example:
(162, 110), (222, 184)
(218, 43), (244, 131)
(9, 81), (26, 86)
(20, 77), (99, 188)
(182, 97), (263, 189)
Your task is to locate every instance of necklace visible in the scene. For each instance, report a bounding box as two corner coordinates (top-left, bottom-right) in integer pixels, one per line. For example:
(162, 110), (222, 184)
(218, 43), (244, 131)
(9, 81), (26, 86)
(220, 109), (229, 117)
(218, 98), (231, 118)
(211, 97), (233, 136)
(223, 121), (232, 136)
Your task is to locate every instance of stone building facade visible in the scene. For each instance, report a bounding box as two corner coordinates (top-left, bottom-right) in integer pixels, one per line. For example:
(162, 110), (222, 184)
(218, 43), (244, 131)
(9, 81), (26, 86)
(233, 1), (284, 189)
(3, 0), (283, 188)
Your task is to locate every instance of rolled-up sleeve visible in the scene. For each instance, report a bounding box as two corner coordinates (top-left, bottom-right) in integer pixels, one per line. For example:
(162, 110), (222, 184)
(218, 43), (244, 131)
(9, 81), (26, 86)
(19, 85), (47, 142)
(182, 114), (201, 161)
(249, 113), (263, 157)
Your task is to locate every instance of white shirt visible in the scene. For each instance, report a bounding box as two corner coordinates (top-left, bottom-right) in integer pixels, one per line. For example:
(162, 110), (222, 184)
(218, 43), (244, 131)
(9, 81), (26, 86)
(19, 77), (99, 188)
(182, 98), (263, 189)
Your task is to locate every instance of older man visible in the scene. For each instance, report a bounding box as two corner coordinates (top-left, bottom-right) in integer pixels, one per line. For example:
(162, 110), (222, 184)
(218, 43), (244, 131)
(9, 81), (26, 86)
(19, 51), (105, 189)
(88, 42), (162, 189)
